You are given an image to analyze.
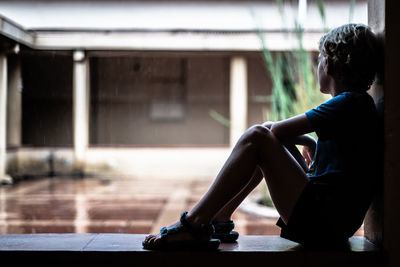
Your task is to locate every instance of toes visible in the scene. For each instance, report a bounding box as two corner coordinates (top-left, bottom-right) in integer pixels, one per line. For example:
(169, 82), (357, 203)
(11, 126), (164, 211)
(144, 235), (154, 241)
(148, 236), (157, 244)
(153, 237), (161, 245)
(144, 234), (156, 243)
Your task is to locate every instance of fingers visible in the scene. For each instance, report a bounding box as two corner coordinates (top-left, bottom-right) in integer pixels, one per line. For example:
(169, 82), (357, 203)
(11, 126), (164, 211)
(301, 146), (312, 166)
(301, 146), (308, 159)
(304, 154), (311, 165)
(262, 121), (274, 129)
(305, 156), (312, 166)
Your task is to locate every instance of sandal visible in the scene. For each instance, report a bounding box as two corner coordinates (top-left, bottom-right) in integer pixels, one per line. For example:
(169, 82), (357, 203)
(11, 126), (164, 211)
(142, 211), (221, 251)
(212, 220), (239, 243)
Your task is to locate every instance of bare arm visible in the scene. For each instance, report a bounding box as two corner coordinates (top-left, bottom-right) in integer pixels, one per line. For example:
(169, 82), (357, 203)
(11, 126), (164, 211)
(264, 114), (317, 167)
(269, 114), (314, 140)
(286, 134), (316, 147)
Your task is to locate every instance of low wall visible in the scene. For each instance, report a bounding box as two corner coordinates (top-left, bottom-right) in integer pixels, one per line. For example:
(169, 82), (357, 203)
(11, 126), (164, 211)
(6, 147), (231, 179)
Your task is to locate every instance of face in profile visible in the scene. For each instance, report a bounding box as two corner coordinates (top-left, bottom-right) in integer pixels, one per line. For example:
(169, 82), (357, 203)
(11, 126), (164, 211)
(317, 54), (331, 95)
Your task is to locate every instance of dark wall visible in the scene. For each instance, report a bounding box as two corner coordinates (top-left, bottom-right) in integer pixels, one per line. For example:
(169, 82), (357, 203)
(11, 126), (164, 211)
(21, 54), (73, 147)
(383, 1), (400, 266)
(19, 52), (274, 147)
(89, 55), (230, 146)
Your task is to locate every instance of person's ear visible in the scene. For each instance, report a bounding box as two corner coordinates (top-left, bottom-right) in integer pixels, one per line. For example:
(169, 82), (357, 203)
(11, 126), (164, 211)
(324, 57), (331, 74)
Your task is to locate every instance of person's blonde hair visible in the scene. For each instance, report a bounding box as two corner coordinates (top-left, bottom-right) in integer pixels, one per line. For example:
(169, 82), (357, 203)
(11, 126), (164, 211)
(319, 23), (380, 91)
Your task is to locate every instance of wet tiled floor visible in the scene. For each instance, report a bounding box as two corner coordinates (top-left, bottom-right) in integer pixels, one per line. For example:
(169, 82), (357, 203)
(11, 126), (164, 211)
(0, 176), (284, 235)
(0, 176), (363, 236)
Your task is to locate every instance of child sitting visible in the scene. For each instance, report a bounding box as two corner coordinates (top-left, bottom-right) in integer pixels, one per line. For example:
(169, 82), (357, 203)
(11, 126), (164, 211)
(143, 23), (381, 250)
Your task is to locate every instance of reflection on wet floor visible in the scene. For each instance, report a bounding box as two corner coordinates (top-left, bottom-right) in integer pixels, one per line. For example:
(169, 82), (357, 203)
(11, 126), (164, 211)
(0, 176), (283, 235)
(0, 176), (363, 236)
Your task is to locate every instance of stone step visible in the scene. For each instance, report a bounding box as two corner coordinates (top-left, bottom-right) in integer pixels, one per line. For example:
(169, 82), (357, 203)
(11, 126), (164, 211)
(0, 234), (383, 267)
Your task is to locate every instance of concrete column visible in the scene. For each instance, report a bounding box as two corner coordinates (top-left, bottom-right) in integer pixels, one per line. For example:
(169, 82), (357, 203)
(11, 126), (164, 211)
(6, 55), (22, 147)
(229, 57), (248, 147)
(380, 1), (400, 267)
(73, 51), (90, 175)
(0, 54), (12, 184)
(364, 0), (385, 247)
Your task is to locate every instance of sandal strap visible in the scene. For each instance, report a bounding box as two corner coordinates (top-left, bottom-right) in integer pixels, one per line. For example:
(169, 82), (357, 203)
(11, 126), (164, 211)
(159, 225), (184, 241)
(159, 211), (215, 242)
(180, 211), (215, 237)
(212, 220), (235, 233)
(179, 211), (191, 228)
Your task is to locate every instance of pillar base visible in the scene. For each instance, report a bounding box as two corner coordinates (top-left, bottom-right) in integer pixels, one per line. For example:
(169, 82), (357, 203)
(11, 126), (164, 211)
(0, 174), (13, 185)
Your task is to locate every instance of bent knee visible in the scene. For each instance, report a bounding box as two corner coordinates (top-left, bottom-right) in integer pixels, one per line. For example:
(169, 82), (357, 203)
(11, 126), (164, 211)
(240, 125), (274, 145)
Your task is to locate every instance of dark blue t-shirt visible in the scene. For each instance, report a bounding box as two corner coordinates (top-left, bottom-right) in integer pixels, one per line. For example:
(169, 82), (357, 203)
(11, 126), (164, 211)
(305, 91), (379, 184)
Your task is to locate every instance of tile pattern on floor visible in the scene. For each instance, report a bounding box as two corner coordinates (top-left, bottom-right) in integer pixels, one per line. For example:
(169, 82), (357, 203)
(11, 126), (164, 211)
(0, 176), (363, 236)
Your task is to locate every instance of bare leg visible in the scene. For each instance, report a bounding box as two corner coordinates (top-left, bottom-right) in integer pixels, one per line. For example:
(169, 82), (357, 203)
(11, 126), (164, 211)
(145, 125), (308, 245)
(188, 126), (308, 224)
(213, 167), (263, 222)
(284, 144), (309, 173)
(213, 144), (308, 222)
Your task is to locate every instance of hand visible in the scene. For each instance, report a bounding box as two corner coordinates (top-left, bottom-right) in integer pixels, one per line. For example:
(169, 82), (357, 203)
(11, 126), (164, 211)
(262, 121), (274, 129)
(302, 145), (315, 167)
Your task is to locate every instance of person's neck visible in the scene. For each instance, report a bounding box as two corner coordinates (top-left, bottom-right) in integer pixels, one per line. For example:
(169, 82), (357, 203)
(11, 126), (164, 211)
(329, 80), (348, 97)
(330, 87), (345, 97)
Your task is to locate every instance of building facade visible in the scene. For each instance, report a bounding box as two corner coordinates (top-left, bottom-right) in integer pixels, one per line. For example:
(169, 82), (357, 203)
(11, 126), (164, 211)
(0, 0), (367, 181)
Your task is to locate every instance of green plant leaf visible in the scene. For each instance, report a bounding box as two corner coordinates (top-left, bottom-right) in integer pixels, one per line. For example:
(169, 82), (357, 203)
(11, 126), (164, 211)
(208, 110), (231, 128)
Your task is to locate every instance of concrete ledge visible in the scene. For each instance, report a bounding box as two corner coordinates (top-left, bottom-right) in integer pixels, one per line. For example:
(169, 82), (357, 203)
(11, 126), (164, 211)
(0, 234), (383, 267)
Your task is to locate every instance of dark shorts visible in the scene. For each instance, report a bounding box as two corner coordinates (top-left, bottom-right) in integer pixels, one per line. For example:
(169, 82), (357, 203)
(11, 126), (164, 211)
(276, 175), (365, 247)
